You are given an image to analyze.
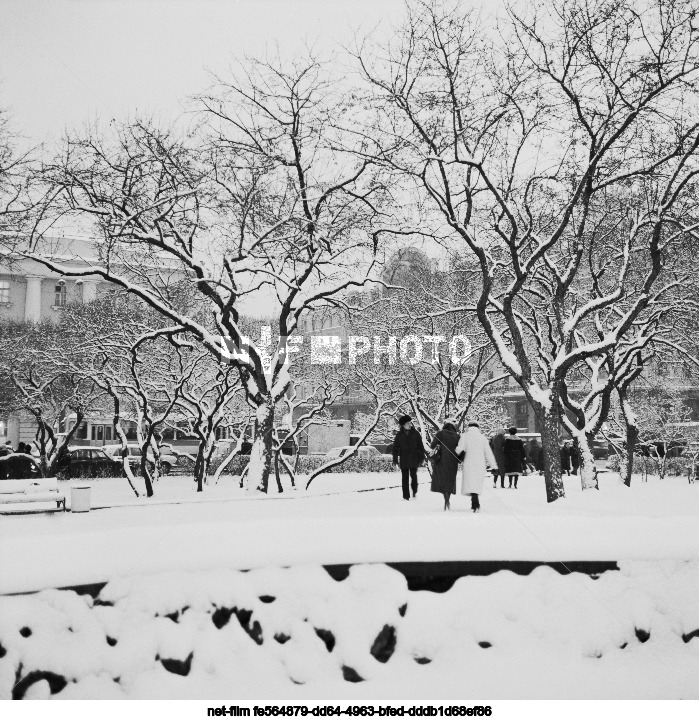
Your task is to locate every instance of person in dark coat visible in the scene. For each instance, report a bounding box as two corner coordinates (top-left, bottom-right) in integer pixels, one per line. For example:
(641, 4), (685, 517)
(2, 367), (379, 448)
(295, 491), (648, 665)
(570, 441), (581, 475)
(489, 429), (507, 488)
(393, 414), (426, 500)
(429, 418), (460, 510)
(561, 441), (573, 475)
(530, 440), (545, 473)
(503, 427), (527, 489)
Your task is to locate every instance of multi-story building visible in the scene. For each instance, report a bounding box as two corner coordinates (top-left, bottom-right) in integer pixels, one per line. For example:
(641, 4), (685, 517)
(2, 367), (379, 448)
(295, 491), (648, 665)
(0, 235), (105, 326)
(0, 235), (111, 447)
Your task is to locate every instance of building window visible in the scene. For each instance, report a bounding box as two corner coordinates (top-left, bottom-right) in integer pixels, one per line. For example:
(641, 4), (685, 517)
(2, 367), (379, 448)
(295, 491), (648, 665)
(54, 283), (67, 307)
(0, 280), (9, 303)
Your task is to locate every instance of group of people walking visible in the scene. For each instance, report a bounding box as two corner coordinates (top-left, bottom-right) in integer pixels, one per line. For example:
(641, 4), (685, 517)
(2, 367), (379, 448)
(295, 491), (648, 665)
(392, 415), (531, 512)
(488, 428), (529, 489)
(560, 439), (581, 475)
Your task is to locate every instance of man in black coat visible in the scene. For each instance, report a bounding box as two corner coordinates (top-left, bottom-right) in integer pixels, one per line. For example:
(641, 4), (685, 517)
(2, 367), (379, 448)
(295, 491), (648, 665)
(393, 414), (426, 500)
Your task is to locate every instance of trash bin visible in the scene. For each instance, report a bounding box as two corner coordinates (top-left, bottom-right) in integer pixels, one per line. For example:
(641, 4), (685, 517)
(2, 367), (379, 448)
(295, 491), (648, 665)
(70, 485), (91, 513)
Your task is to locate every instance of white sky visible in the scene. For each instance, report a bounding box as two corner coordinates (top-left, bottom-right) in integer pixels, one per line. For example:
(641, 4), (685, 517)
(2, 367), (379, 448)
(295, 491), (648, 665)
(0, 0), (405, 146)
(0, 0), (409, 316)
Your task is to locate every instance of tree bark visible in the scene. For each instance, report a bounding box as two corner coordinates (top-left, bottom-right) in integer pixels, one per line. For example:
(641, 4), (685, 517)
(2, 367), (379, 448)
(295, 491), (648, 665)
(138, 434), (155, 497)
(618, 388), (639, 488)
(537, 408), (566, 502)
(623, 423), (639, 487)
(193, 441), (207, 493)
(109, 394), (140, 497)
(273, 451), (284, 493)
(578, 432), (599, 490)
(250, 398), (275, 493)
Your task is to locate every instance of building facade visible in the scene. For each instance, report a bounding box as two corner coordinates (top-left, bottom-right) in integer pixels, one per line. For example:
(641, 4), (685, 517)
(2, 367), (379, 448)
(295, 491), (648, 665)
(0, 235), (109, 447)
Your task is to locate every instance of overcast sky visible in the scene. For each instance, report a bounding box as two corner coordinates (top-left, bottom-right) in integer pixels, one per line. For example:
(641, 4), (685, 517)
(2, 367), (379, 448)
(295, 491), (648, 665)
(0, 0), (405, 146)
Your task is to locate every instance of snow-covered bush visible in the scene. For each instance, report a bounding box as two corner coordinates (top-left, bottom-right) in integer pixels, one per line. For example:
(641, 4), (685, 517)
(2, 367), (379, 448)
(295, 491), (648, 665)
(607, 454), (657, 475)
(664, 457), (692, 478)
(607, 454), (689, 478)
(174, 454), (396, 477)
(293, 456), (395, 474)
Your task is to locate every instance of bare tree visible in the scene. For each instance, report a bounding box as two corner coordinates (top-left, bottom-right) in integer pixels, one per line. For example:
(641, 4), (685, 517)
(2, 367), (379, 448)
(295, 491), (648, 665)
(0, 109), (35, 238)
(0, 321), (106, 476)
(301, 367), (402, 490)
(60, 294), (192, 496)
(10, 54), (388, 494)
(355, 0), (699, 501)
(168, 344), (250, 491)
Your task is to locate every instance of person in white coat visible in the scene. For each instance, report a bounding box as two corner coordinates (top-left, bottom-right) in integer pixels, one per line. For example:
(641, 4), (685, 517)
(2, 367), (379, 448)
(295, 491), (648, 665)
(455, 421), (497, 512)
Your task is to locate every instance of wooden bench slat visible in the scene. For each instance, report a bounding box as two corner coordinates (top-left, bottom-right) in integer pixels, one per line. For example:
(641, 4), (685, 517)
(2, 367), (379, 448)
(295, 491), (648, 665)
(0, 490), (66, 513)
(0, 493), (65, 504)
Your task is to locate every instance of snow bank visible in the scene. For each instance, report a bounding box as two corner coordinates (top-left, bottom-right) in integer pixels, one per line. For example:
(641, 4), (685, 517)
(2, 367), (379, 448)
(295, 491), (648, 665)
(2, 561), (699, 700)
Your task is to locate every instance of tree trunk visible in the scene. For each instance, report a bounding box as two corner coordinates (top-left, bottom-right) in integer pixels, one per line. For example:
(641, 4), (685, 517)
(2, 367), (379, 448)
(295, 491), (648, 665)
(250, 398), (275, 493)
(578, 432), (599, 490)
(273, 451), (284, 493)
(194, 440), (207, 492)
(114, 428), (139, 497)
(32, 415), (54, 477)
(46, 410), (84, 477)
(623, 423), (639, 487)
(655, 446), (666, 480)
(536, 408), (565, 502)
(138, 436), (155, 497)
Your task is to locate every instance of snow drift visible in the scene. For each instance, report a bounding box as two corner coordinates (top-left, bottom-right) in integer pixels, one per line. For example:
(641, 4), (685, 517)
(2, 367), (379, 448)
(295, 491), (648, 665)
(2, 561), (699, 700)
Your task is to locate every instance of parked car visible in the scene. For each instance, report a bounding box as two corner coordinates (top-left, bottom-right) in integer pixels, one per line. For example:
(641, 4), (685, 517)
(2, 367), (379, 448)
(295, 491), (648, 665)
(589, 436), (610, 460)
(323, 445), (391, 461)
(0, 452), (42, 480)
(56, 446), (125, 480)
(103, 444), (178, 474)
(636, 439), (687, 458)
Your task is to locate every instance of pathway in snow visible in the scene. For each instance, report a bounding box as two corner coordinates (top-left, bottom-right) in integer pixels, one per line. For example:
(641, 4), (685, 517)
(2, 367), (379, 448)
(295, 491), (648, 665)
(3, 472), (699, 594)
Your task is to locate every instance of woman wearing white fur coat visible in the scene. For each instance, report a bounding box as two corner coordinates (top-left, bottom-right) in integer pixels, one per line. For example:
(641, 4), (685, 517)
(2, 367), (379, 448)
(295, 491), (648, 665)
(455, 421), (497, 512)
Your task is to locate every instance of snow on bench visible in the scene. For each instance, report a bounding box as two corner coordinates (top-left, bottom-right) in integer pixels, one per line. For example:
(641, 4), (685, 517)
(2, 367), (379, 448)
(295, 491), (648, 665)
(0, 478), (65, 512)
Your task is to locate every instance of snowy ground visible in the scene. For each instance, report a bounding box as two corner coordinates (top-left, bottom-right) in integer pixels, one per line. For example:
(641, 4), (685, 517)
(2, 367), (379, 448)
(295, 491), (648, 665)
(2, 560), (699, 699)
(2, 470), (699, 595)
(3, 469), (699, 699)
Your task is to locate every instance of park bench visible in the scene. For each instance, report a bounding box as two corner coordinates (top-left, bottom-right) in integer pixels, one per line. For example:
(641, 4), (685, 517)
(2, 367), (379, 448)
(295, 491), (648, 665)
(0, 478), (66, 513)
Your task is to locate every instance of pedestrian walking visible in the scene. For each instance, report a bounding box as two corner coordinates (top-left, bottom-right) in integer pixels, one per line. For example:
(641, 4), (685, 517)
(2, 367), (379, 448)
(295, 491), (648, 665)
(429, 418), (460, 511)
(503, 427), (527, 488)
(455, 421), (496, 512)
(561, 440), (573, 475)
(489, 428), (507, 488)
(392, 414), (426, 500)
(571, 441), (581, 475)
